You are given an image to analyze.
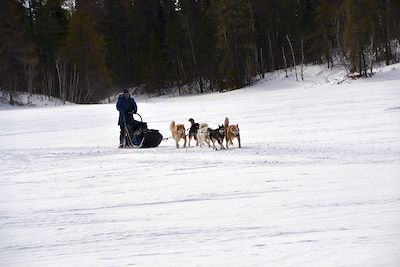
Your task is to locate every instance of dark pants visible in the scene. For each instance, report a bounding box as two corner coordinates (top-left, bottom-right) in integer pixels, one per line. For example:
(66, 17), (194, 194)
(119, 124), (125, 145)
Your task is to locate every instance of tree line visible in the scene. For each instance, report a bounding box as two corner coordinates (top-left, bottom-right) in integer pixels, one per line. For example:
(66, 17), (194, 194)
(1, 0), (400, 104)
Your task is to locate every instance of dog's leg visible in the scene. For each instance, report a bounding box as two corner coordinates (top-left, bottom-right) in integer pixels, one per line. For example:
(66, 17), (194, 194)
(197, 133), (203, 147)
(175, 140), (179, 148)
(188, 136), (191, 147)
(211, 139), (217, 150)
(205, 135), (210, 147)
(183, 136), (187, 147)
(225, 137), (229, 149)
(238, 135), (241, 148)
(219, 140), (225, 150)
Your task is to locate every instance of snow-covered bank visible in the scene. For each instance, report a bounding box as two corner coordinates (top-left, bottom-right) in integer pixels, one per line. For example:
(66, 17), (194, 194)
(0, 65), (399, 266)
(0, 91), (71, 109)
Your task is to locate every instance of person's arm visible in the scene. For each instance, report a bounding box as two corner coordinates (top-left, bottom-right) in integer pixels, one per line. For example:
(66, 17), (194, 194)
(116, 96), (124, 113)
(132, 98), (137, 114)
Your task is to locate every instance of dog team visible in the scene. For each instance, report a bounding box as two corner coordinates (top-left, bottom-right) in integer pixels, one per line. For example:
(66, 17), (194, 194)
(169, 117), (241, 150)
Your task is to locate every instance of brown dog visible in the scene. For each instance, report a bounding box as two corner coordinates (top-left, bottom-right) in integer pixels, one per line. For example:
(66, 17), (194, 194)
(224, 117), (241, 148)
(170, 121), (187, 148)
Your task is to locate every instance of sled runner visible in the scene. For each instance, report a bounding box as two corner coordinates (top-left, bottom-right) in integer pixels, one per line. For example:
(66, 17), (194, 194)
(120, 113), (163, 149)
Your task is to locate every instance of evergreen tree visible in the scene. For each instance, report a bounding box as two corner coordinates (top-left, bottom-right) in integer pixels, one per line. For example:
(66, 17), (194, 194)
(196, 0), (218, 91)
(144, 32), (165, 96)
(309, 0), (339, 67)
(343, 0), (375, 76)
(164, 0), (186, 94)
(63, 9), (111, 103)
(2, 0), (400, 102)
(131, 0), (166, 85)
(31, 0), (68, 97)
(212, 0), (256, 90)
(100, 0), (136, 86)
(0, 0), (39, 101)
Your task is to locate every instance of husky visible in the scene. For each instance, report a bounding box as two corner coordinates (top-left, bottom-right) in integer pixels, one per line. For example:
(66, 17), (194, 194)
(170, 121), (186, 148)
(188, 118), (199, 147)
(197, 122), (211, 148)
(209, 125), (225, 150)
(224, 117), (241, 148)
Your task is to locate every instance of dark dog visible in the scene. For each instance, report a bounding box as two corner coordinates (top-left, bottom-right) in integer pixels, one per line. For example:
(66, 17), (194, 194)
(209, 125), (225, 150)
(188, 118), (199, 147)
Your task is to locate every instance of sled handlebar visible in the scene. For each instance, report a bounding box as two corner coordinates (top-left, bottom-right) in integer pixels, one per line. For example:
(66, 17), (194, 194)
(126, 112), (143, 122)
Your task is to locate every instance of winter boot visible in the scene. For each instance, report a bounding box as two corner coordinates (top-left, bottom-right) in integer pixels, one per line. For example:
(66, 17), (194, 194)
(119, 132), (125, 148)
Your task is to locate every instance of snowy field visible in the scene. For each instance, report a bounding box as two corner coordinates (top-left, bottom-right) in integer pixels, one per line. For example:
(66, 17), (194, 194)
(1, 65), (400, 266)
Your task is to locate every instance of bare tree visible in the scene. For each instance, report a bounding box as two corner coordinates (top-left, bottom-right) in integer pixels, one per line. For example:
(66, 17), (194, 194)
(282, 46), (288, 78)
(286, 34), (298, 81)
(42, 66), (55, 100)
(260, 47), (265, 78)
(267, 30), (275, 72)
(369, 34), (374, 75)
(300, 38), (305, 81)
(55, 54), (68, 102)
(182, 15), (203, 94)
(336, 17), (350, 75)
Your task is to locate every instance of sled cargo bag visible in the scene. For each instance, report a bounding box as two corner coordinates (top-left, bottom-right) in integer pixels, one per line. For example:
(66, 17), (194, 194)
(124, 114), (163, 148)
(139, 129), (163, 148)
(130, 126), (163, 148)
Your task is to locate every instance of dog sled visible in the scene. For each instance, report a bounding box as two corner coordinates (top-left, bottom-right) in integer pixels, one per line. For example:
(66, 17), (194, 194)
(120, 113), (163, 149)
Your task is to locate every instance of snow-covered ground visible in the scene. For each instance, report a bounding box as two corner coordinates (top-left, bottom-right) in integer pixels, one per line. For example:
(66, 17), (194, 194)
(1, 65), (400, 266)
(0, 91), (70, 109)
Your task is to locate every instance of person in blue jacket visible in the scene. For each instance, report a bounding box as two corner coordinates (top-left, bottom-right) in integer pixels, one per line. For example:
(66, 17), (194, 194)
(116, 89), (137, 147)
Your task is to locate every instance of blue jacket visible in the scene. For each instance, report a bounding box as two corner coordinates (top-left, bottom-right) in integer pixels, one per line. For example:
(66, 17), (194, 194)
(116, 94), (137, 125)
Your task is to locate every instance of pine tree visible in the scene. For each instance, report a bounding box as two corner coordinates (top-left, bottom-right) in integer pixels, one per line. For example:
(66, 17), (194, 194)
(3, 0), (400, 102)
(343, 0), (375, 76)
(63, 9), (111, 103)
(0, 0), (39, 102)
(175, 0), (217, 93)
(144, 32), (165, 96)
(310, 0), (337, 67)
(164, 0), (186, 94)
(100, 0), (136, 86)
(212, 0), (256, 90)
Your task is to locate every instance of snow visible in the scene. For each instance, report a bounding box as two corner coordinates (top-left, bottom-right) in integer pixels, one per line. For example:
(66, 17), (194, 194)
(1, 65), (400, 266)
(0, 91), (71, 109)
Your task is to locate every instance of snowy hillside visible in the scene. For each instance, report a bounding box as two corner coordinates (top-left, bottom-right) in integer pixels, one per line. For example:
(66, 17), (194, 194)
(1, 65), (399, 267)
(0, 91), (71, 109)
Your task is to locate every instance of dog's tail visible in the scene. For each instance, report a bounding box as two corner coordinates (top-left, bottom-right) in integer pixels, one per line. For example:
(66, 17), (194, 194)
(224, 117), (229, 128)
(199, 122), (208, 129)
(170, 121), (176, 131)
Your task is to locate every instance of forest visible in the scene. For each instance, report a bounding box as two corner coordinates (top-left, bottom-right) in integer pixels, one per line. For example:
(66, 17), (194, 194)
(1, 0), (400, 103)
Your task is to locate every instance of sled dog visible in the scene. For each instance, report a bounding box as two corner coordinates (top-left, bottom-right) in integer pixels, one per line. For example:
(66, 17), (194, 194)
(210, 125), (225, 150)
(197, 122), (211, 148)
(170, 121), (186, 148)
(224, 117), (241, 148)
(188, 118), (199, 147)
